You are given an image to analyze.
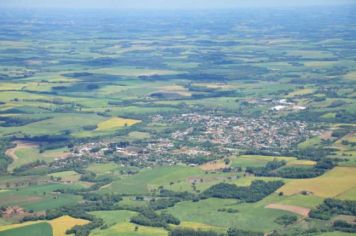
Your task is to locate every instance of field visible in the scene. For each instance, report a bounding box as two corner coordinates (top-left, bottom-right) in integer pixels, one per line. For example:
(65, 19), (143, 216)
(91, 223), (168, 236)
(6, 142), (69, 172)
(165, 197), (297, 233)
(278, 167), (356, 199)
(0, 215), (88, 236)
(271, 194), (324, 209)
(0, 222), (52, 236)
(265, 204), (310, 217)
(90, 210), (137, 226)
(96, 117), (141, 131)
(0, 183), (83, 211)
(230, 155), (314, 169)
(318, 233), (356, 236)
(50, 216), (89, 236)
(89, 210), (169, 236)
(199, 159), (229, 171)
(101, 166), (204, 195)
(86, 162), (122, 176)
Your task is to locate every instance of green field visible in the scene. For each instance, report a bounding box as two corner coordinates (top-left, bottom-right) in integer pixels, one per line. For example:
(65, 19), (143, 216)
(102, 166), (204, 195)
(0, 222), (52, 236)
(165, 197), (297, 233)
(0, 183), (82, 211)
(91, 223), (168, 236)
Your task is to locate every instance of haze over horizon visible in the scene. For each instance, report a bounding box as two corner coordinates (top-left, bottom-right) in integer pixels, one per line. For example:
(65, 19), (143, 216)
(1, 0), (355, 9)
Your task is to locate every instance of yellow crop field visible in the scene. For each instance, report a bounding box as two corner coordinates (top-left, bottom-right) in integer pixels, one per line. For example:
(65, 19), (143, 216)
(49, 215), (89, 236)
(96, 117), (141, 131)
(286, 160), (316, 166)
(278, 167), (356, 198)
(287, 88), (315, 97)
(200, 159), (229, 171)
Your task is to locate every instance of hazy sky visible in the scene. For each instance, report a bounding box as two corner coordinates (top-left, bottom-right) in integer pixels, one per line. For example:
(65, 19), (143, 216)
(1, 0), (355, 9)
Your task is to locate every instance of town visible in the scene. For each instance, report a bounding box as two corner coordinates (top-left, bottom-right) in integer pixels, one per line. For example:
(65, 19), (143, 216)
(50, 113), (320, 171)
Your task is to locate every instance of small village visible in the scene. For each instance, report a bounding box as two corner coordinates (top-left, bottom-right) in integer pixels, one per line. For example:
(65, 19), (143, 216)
(167, 113), (314, 151)
(50, 113), (319, 170)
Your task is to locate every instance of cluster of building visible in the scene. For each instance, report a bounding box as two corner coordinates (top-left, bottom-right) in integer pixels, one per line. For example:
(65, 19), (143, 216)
(167, 113), (313, 151)
(49, 113), (318, 170)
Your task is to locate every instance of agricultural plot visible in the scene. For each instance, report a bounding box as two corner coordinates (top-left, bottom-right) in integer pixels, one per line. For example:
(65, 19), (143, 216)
(230, 155), (314, 169)
(101, 166), (204, 195)
(0, 215), (88, 236)
(90, 210), (137, 226)
(0, 183), (82, 211)
(86, 162), (122, 176)
(265, 204), (310, 217)
(318, 233), (356, 236)
(7, 142), (69, 172)
(0, 222), (52, 236)
(96, 117), (141, 131)
(165, 197), (297, 233)
(271, 194), (324, 209)
(91, 223), (168, 236)
(278, 167), (356, 199)
(50, 216), (89, 236)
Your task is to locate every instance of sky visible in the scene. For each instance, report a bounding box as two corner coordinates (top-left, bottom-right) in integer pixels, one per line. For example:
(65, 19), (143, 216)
(0, 0), (355, 9)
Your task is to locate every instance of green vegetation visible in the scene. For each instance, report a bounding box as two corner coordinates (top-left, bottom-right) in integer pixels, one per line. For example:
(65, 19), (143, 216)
(202, 180), (284, 202)
(0, 222), (52, 236)
(274, 215), (298, 226)
(169, 228), (221, 236)
(310, 199), (356, 220)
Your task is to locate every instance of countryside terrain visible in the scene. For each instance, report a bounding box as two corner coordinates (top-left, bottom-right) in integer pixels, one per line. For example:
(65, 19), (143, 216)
(0, 5), (355, 236)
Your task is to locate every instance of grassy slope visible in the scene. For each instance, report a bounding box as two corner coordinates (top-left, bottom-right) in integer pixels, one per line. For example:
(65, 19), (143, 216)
(0, 222), (52, 236)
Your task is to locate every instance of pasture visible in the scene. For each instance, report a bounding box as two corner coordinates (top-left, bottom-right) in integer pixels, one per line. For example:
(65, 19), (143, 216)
(230, 155), (312, 169)
(91, 223), (168, 236)
(278, 167), (356, 199)
(165, 197), (297, 233)
(90, 210), (137, 226)
(0, 183), (82, 211)
(0, 215), (88, 236)
(0, 222), (52, 236)
(7, 142), (69, 172)
(102, 166), (203, 195)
